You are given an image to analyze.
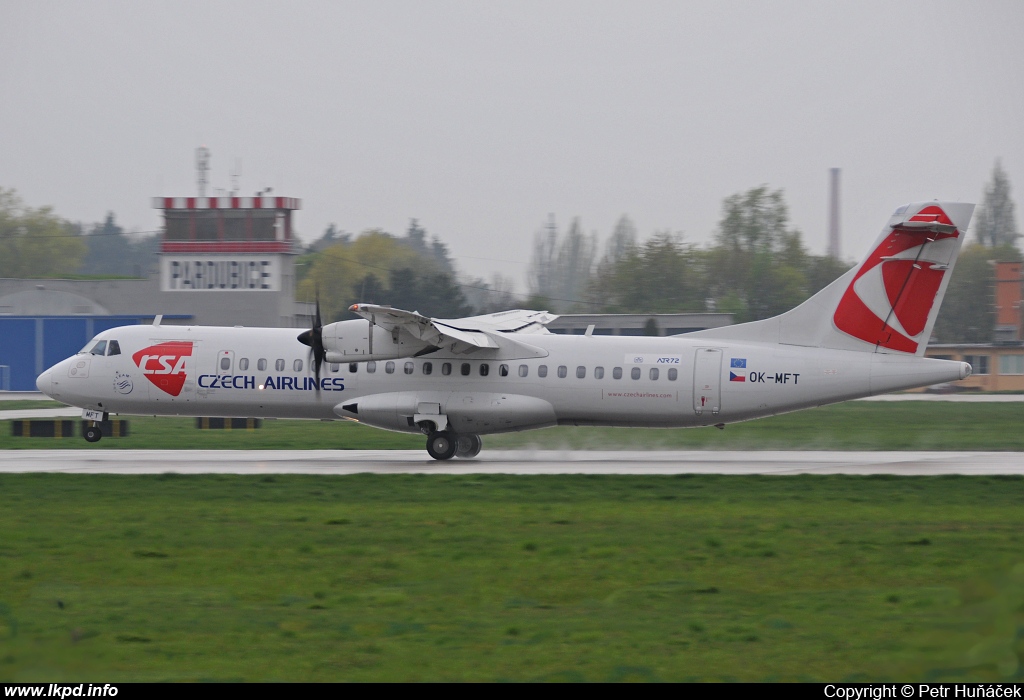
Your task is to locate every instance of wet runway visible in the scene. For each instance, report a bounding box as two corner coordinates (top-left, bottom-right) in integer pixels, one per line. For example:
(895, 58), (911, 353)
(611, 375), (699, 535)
(1, 449), (1022, 475)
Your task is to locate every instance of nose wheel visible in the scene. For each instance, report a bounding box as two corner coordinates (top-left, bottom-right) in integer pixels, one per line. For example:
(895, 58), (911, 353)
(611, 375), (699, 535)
(83, 425), (102, 443)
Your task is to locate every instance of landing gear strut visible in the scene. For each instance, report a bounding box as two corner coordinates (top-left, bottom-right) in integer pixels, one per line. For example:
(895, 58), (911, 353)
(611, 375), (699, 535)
(83, 424), (102, 443)
(426, 431), (458, 460)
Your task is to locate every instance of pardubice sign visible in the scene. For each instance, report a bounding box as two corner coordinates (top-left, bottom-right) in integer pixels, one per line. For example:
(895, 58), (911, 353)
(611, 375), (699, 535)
(160, 256), (281, 291)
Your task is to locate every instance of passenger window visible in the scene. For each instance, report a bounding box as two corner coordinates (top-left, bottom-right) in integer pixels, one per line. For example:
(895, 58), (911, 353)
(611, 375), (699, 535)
(631, 367), (641, 380)
(650, 368), (659, 380)
(367, 361), (377, 374)
(404, 361), (414, 375)
(275, 359), (285, 372)
(349, 363), (358, 373)
(423, 362), (433, 375)
(480, 364), (489, 377)
(576, 366), (586, 379)
(519, 364), (529, 377)
(220, 356), (231, 371)
(107, 340), (121, 356)
(538, 365), (548, 378)
(595, 366), (604, 379)
(258, 358), (267, 371)
(613, 367), (623, 379)
(294, 359), (303, 372)
(90, 341), (107, 356)
(557, 366), (567, 378)
(238, 357), (248, 370)
(442, 362), (452, 376)
(499, 364), (509, 377)
(461, 363), (471, 376)
(668, 368), (678, 381)
(385, 361), (395, 374)
(330, 363), (340, 373)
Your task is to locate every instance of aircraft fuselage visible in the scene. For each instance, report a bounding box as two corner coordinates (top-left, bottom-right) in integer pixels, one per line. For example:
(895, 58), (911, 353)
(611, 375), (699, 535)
(37, 323), (969, 435)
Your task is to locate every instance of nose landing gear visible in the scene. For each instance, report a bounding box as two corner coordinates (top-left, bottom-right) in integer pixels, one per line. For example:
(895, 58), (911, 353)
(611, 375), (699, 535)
(83, 424), (102, 443)
(425, 431), (482, 460)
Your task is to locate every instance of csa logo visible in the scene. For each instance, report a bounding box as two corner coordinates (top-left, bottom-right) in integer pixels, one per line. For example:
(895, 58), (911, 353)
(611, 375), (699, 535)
(833, 205), (959, 354)
(132, 341), (193, 396)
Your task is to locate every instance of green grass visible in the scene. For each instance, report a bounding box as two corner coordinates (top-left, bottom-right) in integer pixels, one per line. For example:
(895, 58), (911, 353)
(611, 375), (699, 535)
(0, 400), (69, 411)
(489, 401), (1024, 451)
(3, 402), (1024, 450)
(1, 474), (1022, 681)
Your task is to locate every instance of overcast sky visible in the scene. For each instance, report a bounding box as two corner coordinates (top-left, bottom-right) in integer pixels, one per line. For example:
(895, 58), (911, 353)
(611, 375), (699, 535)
(2, 0), (1022, 291)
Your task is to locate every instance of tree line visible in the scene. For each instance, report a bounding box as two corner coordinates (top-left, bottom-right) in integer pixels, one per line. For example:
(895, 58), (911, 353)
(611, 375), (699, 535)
(0, 188), (159, 279)
(2, 159), (1020, 343)
(527, 187), (849, 323)
(524, 162), (1020, 343)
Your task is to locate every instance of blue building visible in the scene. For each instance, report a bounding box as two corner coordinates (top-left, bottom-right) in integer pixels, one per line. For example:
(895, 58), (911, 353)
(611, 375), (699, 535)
(0, 288), (190, 391)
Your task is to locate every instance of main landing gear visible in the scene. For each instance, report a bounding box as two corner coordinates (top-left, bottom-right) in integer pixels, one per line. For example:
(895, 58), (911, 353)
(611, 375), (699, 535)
(425, 431), (482, 461)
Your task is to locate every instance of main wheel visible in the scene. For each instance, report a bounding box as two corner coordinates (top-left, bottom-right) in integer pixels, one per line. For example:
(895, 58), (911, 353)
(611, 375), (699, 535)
(455, 434), (482, 459)
(83, 425), (102, 443)
(426, 431), (458, 460)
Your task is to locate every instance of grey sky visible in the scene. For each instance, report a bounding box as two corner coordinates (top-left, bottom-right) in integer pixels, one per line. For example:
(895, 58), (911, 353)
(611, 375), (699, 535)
(2, 0), (1022, 291)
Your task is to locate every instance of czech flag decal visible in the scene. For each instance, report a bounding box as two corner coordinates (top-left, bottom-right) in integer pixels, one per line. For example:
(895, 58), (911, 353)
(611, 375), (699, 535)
(730, 358), (746, 382)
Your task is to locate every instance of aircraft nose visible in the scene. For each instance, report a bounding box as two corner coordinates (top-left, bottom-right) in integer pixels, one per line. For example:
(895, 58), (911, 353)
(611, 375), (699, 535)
(36, 368), (53, 396)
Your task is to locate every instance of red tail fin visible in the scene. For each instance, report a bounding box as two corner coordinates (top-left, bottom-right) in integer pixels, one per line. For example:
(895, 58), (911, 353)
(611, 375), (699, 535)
(687, 201), (975, 356)
(833, 205), (960, 354)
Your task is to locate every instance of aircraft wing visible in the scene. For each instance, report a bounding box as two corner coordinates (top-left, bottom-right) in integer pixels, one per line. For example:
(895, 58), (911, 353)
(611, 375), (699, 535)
(435, 308), (558, 335)
(348, 304), (558, 354)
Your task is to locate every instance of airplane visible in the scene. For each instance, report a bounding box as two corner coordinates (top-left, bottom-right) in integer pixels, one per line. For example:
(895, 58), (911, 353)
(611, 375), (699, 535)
(35, 201), (975, 460)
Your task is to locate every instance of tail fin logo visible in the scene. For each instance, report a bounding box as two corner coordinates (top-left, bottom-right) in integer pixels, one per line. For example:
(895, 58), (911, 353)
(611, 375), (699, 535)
(132, 341), (193, 396)
(833, 205), (959, 353)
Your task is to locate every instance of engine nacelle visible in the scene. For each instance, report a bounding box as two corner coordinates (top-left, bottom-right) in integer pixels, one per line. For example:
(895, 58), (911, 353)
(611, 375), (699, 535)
(334, 391), (558, 435)
(321, 319), (434, 363)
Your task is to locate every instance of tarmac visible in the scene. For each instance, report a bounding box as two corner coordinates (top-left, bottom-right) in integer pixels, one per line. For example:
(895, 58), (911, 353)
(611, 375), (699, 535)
(2, 392), (1021, 475)
(0, 449), (1021, 475)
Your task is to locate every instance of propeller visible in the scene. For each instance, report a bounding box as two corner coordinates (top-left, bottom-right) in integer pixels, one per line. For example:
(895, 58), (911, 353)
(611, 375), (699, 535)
(297, 289), (325, 395)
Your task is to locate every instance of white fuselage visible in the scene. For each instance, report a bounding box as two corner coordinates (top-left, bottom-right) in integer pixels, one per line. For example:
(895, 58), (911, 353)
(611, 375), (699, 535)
(37, 323), (969, 435)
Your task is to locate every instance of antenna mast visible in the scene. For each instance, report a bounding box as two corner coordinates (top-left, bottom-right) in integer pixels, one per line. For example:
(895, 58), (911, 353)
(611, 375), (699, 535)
(196, 146), (211, 198)
(827, 167), (841, 260)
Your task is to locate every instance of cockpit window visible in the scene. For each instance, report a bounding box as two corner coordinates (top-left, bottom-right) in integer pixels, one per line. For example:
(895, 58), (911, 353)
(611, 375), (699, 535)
(89, 341), (107, 356)
(107, 340), (121, 356)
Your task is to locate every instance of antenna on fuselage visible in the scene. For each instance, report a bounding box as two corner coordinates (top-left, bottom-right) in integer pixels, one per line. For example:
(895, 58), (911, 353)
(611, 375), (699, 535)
(153, 314), (163, 327)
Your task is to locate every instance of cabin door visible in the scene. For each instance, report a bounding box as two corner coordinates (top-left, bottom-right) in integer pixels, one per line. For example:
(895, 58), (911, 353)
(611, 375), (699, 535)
(692, 348), (722, 416)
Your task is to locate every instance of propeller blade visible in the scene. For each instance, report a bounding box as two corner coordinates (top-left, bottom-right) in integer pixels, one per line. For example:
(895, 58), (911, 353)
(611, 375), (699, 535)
(297, 286), (326, 397)
(314, 287), (322, 331)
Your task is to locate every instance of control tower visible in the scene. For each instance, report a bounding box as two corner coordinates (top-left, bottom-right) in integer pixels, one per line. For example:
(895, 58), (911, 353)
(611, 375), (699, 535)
(150, 195), (307, 326)
(153, 195), (300, 291)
